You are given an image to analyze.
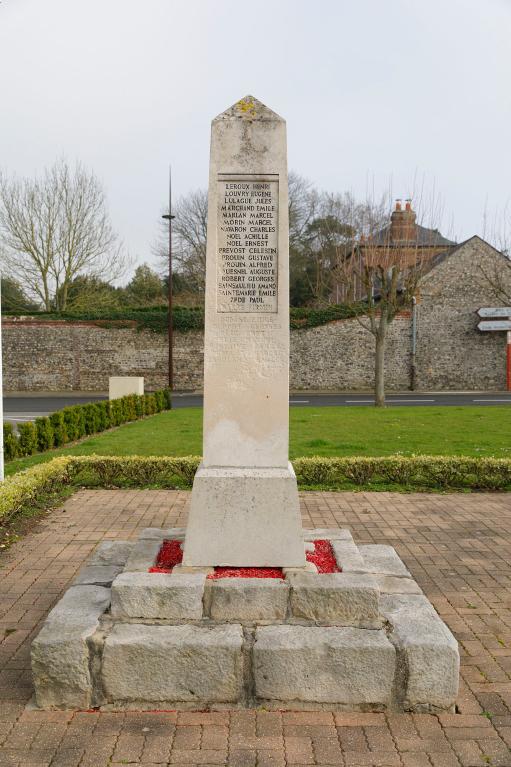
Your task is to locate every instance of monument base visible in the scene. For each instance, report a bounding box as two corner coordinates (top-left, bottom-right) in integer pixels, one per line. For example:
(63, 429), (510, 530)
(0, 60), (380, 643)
(31, 528), (459, 713)
(183, 462), (306, 567)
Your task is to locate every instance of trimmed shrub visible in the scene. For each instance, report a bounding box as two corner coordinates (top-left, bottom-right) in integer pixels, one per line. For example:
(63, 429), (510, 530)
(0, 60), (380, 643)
(95, 401), (111, 431)
(163, 388), (172, 410)
(121, 395), (137, 422)
(293, 455), (511, 490)
(2, 388), (171, 465)
(109, 399), (123, 427)
(3, 423), (19, 462)
(68, 455), (201, 487)
(49, 411), (68, 447)
(134, 394), (145, 417)
(292, 457), (335, 486)
(83, 403), (101, 435)
(35, 416), (54, 451)
(61, 408), (75, 442)
(143, 394), (157, 416)
(62, 407), (81, 442)
(68, 454), (511, 491)
(154, 390), (166, 412)
(17, 422), (38, 456)
(377, 456), (417, 485)
(0, 457), (73, 521)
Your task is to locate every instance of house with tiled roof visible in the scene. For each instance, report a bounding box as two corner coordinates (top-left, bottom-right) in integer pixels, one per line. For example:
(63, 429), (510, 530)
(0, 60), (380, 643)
(331, 200), (457, 303)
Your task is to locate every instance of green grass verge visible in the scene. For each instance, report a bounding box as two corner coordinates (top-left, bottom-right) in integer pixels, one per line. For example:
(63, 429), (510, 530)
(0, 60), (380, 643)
(5, 405), (511, 477)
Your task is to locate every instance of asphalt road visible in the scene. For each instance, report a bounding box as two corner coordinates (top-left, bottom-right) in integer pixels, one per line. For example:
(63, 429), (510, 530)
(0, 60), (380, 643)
(3, 391), (511, 425)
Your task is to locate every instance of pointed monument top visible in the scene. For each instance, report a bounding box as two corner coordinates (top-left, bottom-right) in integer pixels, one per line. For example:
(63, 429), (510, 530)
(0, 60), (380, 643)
(213, 95), (284, 123)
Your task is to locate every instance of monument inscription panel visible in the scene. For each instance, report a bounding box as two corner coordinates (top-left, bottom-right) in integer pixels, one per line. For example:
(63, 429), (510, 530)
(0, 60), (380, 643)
(217, 175), (278, 313)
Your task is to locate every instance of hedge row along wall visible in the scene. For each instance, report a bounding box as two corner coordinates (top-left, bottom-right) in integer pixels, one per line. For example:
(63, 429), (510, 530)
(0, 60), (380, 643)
(2, 304), (365, 333)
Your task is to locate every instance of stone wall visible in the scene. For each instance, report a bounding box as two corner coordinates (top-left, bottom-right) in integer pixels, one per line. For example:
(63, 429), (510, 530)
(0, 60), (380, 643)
(290, 315), (412, 390)
(416, 238), (510, 390)
(3, 237), (511, 392)
(2, 321), (204, 392)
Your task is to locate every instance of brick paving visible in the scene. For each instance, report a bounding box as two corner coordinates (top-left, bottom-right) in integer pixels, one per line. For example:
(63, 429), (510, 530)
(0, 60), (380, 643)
(1, 489), (511, 765)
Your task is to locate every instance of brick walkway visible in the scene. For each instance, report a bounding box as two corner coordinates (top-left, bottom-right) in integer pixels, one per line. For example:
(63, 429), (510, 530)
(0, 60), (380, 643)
(1, 489), (511, 766)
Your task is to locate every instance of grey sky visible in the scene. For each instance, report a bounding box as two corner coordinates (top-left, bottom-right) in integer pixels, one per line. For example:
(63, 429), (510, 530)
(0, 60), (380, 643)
(1, 0), (510, 277)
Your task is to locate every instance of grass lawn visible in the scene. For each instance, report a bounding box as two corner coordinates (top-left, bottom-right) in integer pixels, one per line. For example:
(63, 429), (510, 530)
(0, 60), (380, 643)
(5, 405), (511, 477)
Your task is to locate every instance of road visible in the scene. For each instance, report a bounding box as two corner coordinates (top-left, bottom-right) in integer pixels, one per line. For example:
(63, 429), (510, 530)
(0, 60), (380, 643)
(3, 391), (511, 425)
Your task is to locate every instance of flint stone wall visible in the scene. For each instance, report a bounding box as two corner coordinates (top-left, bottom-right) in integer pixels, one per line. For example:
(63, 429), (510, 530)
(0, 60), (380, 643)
(4, 238), (511, 392)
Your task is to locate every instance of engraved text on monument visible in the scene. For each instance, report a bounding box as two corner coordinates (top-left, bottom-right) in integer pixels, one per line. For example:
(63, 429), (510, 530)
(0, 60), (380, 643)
(216, 178), (278, 312)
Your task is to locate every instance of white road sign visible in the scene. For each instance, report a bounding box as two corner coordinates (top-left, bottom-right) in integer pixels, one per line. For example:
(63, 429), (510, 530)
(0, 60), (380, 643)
(477, 307), (511, 318)
(478, 320), (511, 331)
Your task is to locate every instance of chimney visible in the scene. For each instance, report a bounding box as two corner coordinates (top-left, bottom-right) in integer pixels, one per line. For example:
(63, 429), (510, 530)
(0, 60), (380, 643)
(390, 198), (416, 243)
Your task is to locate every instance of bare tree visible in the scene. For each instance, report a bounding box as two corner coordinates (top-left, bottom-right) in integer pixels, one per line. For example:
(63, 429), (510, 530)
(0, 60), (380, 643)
(335, 195), (443, 406)
(0, 159), (128, 311)
(154, 189), (208, 297)
(288, 172), (319, 250)
(479, 203), (511, 302)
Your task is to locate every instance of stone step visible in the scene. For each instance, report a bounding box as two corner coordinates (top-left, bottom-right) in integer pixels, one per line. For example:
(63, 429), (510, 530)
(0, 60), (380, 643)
(254, 625), (396, 706)
(101, 624), (244, 705)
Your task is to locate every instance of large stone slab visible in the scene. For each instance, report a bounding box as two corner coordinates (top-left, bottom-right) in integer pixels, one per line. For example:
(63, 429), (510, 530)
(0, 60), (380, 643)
(289, 573), (380, 626)
(254, 625), (396, 706)
(207, 578), (289, 621)
(123, 539), (161, 572)
(358, 544), (411, 577)
(89, 541), (134, 567)
(111, 572), (205, 620)
(184, 465), (304, 567)
(31, 586), (110, 709)
(73, 565), (122, 587)
(332, 539), (366, 572)
(44, 585), (111, 625)
(109, 376), (144, 398)
(375, 575), (423, 595)
(381, 594), (459, 711)
(102, 624), (244, 704)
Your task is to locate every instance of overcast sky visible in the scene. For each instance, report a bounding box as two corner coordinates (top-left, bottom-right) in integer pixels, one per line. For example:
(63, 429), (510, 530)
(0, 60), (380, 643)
(1, 0), (510, 277)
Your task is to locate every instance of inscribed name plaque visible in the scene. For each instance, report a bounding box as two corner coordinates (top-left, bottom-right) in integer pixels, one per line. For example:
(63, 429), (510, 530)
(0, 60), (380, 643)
(217, 176), (278, 313)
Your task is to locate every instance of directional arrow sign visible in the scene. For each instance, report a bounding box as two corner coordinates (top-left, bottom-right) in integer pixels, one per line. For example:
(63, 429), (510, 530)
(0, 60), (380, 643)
(478, 320), (511, 331)
(477, 307), (511, 318)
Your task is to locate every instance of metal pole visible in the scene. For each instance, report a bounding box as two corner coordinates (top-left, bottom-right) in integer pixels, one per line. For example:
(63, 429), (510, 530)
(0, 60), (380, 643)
(410, 296), (417, 391)
(162, 167), (175, 399)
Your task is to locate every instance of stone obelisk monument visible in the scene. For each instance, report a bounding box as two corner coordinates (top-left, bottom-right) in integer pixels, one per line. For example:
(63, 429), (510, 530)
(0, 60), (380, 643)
(183, 96), (305, 567)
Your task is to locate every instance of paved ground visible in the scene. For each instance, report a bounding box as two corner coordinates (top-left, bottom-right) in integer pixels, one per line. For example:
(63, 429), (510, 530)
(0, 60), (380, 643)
(2, 489), (511, 766)
(4, 391), (511, 425)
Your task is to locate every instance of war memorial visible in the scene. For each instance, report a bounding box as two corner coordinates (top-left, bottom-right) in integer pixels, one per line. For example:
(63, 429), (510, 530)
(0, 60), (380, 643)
(31, 97), (459, 712)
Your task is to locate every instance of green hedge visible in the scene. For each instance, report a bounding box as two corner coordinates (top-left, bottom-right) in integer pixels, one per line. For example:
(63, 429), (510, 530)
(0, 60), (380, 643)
(2, 390), (171, 465)
(1, 454), (510, 525)
(60, 454), (511, 491)
(69, 455), (511, 491)
(293, 455), (511, 490)
(0, 457), (73, 521)
(3, 303), (367, 333)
